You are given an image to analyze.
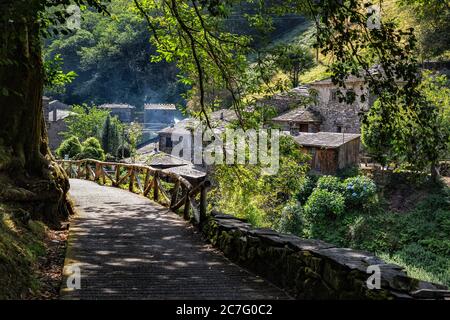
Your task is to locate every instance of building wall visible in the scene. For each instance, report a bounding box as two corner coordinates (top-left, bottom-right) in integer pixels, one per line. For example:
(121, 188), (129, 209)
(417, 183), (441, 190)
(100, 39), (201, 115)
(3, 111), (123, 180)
(309, 82), (370, 133)
(144, 109), (183, 128)
(110, 109), (132, 123)
(301, 139), (360, 174)
(158, 132), (173, 154)
(47, 120), (67, 151)
(273, 121), (320, 134)
(337, 138), (360, 169)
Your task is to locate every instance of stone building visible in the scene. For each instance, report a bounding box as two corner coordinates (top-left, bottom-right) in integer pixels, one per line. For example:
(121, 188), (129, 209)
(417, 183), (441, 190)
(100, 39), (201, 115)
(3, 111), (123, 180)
(99, 104), (135, 123)
(272, 106), (322, 134)
(269, 78), (372, 134)
(43, 97), (73, 150)
(157, 109), (236, 156)
(144, 104), (184, 132)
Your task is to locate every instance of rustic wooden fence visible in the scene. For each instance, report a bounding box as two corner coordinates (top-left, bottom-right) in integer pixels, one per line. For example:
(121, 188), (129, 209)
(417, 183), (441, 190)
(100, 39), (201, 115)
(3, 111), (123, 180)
(57, 159), (209, 224)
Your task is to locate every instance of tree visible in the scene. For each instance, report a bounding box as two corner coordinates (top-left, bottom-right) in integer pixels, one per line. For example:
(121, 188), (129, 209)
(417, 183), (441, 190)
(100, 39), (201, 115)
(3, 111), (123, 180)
(125, 122), (143, 161)
(44, 1), (185, 106)
(101, 114), (121, 157)
(55, 136), (82, 159)
(78, 137), (105, 161)
(273, 43), (314, 88)
(362, 71), (450, 181)
(0, 0), (108, 224)
(63, 104), (110, 141)
(44, 54), (77, 95)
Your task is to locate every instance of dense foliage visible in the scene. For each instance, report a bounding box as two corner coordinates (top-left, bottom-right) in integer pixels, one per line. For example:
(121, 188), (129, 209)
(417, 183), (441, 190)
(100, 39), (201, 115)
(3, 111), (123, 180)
(55, 135), (82, 158)
(211, 135), (310, 226)
(362, 71), (450, 177)
(44, 1), (185, 107)
(246, 170), (450, 286)
(78, 137), (105, 160)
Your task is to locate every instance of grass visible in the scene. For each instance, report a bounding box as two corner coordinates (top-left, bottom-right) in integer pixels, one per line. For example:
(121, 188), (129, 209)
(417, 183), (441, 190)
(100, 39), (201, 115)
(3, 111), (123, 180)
(0, 204), (47, 299)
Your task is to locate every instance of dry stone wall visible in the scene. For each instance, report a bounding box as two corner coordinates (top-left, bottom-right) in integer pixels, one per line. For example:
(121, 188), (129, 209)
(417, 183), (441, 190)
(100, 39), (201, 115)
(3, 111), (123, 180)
(202, 211), (449, 300)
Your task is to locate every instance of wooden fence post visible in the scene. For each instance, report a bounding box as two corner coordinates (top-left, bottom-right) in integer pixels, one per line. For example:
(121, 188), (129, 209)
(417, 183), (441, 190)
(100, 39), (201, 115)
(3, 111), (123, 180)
(183, 189), (190, 220)
(85, 161), (89, 180)
(170, 180), (180, 209)
(95, 163), (101, 182)
(129, 167), (135, 192)
(114, 165), (120, 187)
(199, 184), (207, 224)
(153, 171), (159, 201)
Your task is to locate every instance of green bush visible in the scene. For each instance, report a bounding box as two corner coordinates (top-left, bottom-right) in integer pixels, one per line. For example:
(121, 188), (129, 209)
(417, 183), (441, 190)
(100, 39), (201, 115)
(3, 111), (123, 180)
(336, 166), (360, 179)
(304, 188), (345, 220)
(316, 175), (343, 193)
(296, 175), (317, 203)
(82, 137), (103, 149)
(276, 201), (304, 236)
(76, 137), (105, 161)
(55, 136), (82, 159)
(342, 175), (377, 208)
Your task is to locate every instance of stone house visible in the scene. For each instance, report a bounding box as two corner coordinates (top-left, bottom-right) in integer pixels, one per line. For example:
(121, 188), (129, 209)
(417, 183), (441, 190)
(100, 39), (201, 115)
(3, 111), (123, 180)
(157, 109), (236, 156)
(269, 77), (375, 134)
(43, 97), (73, 150)
(99, 104), (135, 123)
(144, 104), (183, 132)
(272, 106), (322, 134)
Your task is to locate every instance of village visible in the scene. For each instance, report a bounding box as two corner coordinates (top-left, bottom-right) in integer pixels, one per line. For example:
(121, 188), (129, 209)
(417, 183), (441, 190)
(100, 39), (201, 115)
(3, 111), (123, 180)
(1, 0), (449, 303)
(45, 61), (450, 180)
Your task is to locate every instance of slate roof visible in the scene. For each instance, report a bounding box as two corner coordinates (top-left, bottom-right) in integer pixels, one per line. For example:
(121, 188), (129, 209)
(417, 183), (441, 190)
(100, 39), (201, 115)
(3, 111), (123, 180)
(48, 110), (73, 122)
(272, 107), (322, 123)
(144, 103), (177, 110)
(99, 103), (135, 109)
(49, 100), (70, 110)
(293, 132), (360, 149)
(158, 109), (238, 134)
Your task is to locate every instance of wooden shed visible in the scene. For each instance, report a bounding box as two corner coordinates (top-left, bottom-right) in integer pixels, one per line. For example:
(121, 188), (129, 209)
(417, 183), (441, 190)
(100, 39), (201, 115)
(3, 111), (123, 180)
(293, 132), (361, 174)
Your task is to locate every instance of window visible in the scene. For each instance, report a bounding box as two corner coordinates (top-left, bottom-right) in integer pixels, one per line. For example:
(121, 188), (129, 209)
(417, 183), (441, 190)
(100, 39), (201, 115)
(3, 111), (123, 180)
(299, 124), (309, 132)
(165, 137), (173, 148)
(337, 126), (342, 133)
(331, 89), (339, 102)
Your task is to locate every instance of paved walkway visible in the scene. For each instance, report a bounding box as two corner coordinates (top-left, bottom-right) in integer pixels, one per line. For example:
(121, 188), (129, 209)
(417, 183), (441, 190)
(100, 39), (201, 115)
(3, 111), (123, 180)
(61, 179), (290, 299)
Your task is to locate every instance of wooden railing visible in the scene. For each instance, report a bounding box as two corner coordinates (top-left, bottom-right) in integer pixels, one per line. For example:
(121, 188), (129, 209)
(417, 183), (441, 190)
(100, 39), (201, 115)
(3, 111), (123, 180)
(57, 159), (209, 224)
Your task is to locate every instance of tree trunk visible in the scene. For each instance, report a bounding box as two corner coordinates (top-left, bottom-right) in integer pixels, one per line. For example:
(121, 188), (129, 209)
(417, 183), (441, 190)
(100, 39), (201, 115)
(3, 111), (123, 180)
(431, 161), (440, 184)
(0, 1), (71, 225)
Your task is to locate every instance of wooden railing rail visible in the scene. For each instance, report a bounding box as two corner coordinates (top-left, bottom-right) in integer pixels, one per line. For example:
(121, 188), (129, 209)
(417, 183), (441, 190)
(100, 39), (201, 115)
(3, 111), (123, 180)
(57, 159), (209, 224)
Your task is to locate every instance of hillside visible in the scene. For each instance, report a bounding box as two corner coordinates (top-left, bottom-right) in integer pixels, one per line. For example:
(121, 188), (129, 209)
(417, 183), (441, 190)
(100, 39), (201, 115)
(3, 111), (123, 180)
(45, 0), (311, 109)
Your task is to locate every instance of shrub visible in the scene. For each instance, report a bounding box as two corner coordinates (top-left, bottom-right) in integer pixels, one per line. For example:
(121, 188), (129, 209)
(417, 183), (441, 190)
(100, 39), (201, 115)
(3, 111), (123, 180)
(55, 136), (82, 159)
(82, 137), (103, 150)
(76, 137), (105, 161)
(336, 166), (360, 179)
(276, 201), (304, 236)
(304, 188), (345, 220)
(117, 145), (131, 159)
(316, 175), (343, 193)
(296, 175), (317, 203)
(342, 175), (377, 208)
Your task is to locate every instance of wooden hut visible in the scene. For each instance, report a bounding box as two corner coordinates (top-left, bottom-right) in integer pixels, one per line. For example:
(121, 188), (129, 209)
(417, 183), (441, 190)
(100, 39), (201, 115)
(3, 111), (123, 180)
(293, 132), (360, 174)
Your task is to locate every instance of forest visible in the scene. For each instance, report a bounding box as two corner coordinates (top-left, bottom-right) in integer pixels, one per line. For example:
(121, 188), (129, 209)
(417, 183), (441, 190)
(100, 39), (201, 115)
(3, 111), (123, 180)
(0, 0), (449, 301)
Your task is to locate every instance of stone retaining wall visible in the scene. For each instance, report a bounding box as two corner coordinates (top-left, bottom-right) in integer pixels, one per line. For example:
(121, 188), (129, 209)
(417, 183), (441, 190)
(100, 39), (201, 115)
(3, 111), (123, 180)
(202, 211), (449, 299)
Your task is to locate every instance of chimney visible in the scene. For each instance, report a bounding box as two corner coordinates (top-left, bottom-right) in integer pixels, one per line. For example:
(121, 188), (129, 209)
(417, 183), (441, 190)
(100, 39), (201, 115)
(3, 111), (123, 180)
(220, 112), (224, 120)
(53, 107), (57, 122)
(42, 96), (50, 125)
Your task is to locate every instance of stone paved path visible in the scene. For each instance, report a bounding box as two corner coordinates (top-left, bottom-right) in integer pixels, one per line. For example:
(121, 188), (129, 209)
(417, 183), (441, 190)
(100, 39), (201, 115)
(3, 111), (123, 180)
(61, 179), (290, 300)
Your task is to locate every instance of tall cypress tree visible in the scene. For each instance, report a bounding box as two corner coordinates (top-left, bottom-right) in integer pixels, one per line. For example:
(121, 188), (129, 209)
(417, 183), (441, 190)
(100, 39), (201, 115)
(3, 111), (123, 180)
(101, 114), (112, 154)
